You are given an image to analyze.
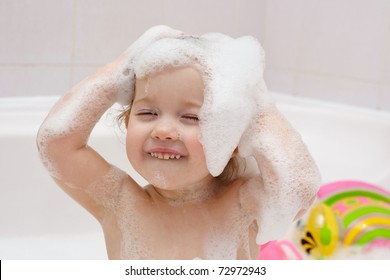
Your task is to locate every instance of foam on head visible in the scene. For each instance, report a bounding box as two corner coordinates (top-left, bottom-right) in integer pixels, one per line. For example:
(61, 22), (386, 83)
(132, 32), (268, 177)
(37, 25), (320, 251)
(132, 27), (320, 246)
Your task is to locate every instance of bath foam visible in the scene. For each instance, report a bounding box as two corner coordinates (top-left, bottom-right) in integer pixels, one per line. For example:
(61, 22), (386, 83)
(203, 231), (237, 259)
(86, 165), (128, 210)
(118, 25), (185, 106)
(36, 27), (182, 177)
(36, 77), (122, 180)
(202, 201), (254, 259)
(36, 25), (319, 251)
(118, 200), (151, 259)
(149, 170), (168, 190)
(132, 33), (267, 177)
(36, 130), (60, 178)
(132, 28), (320, 245)
(245, 114), (321, 244)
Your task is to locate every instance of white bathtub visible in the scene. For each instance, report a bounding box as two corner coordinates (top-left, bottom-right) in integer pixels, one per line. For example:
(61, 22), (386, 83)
(1, 93), (390, 259)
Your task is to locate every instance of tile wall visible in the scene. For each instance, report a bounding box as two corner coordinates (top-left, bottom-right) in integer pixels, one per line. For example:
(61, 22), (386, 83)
(1, 0), (389, 111)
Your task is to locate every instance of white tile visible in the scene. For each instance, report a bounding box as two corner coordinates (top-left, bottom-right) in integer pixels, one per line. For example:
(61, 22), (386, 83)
(0, 0), (73, 64)
(385, 58), (390, 86)
(380, 87), (390, 111)
(161, 0), (245, 37)
(160, 0), (266, 39)
(384, 27), (390, 85)
(299, 0), (389, 82)
(295, 73), (381, 109)
(72, 0), (267, 64)
(70, 65), (101, 86)
(0, 66), (71, 97)
(234, 0), (267, 41)
(159, 0), (268, 45)
(73, 0), (166, 64)
(262, 0), (304, 70)
(264, 68), (297, 95)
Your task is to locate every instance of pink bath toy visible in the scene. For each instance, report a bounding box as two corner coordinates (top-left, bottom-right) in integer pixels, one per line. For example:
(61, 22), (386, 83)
(258, 240), (303, 260)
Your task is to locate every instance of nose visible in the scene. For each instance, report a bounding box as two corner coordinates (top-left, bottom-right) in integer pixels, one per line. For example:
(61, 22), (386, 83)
(151, 120), (180, 141)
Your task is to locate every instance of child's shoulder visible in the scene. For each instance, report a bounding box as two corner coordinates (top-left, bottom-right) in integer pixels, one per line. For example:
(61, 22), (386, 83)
(87, 166), (150, 207)
(233, 175), (262, 213)
(118, 170), (152, 199)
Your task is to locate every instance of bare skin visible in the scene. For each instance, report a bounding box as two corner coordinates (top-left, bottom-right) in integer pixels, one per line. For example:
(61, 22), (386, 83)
(37, 27), (319, 259)
(101, 175), (260, 259)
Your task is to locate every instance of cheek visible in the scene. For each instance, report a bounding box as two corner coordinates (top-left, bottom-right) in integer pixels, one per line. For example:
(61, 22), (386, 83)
(125, 123), (146, 161)
(187, 134), (208, 167)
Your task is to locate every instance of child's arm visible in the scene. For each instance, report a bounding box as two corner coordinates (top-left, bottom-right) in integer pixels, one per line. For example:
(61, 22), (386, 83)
(36, 25), (182, 220)
(36, 57), (131, 220)
(239, 103), (321, 244)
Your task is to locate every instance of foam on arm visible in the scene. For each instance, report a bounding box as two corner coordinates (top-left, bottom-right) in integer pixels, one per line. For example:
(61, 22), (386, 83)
(239, 105), (321, 244)
(36, 25), (183, 216)
(35, 61), (134, 220)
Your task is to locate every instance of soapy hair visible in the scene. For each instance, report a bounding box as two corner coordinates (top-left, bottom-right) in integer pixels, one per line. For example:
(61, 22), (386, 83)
(115, 34), (254, 183)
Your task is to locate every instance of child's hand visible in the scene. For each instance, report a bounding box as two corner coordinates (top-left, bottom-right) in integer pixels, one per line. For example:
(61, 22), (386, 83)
(101, 25), (184, 105)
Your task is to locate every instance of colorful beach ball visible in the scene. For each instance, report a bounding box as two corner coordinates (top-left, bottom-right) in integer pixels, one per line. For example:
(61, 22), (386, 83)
(318, 181), (390, 247)
(298, 180), (390, 258)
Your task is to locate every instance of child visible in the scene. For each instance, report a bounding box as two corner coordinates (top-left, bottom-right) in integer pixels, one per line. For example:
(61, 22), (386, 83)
(37, 25), (321, 259)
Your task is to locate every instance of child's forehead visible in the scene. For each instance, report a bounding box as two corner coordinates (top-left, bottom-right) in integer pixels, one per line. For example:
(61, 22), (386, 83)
(136, 66), (204, 92)
(140, 65), (203, 83)
(133, 66), (205, 105)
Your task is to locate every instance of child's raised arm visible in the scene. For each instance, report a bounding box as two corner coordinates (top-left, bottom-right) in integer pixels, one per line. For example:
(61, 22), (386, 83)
(36, 56), (132, 219)
(239, 103), (321, 244)
(36, 26), (183, 220)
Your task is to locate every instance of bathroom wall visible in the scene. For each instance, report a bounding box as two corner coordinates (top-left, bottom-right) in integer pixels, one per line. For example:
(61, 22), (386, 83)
(1, 0), (389, 111)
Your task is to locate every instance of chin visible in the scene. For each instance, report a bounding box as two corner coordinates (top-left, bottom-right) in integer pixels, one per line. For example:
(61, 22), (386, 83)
(146, 170), (180, 189)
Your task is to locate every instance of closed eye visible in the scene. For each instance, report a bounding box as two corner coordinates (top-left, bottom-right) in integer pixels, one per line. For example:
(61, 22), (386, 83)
(182, 114), (199, 123)
(136, 110), (158, 120)
(137, 112), (157, 116)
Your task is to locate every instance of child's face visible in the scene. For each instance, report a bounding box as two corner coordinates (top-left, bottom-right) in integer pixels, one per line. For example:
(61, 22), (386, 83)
(126, 66), (213, 190)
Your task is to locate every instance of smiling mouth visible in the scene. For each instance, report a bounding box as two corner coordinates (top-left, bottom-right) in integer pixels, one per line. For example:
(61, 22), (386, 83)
(149, 152), (182, 160)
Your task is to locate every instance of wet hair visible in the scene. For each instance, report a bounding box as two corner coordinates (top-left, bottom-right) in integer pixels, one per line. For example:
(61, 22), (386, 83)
(217, 156), (242, 183)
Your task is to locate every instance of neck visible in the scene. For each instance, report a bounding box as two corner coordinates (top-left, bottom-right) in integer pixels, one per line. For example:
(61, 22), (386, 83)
(151, 176), (219, 205)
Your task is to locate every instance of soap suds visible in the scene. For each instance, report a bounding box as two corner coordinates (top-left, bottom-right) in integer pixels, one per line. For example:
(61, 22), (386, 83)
(149, 170), (168, 189)
(85, 165), (127, 210)
(132, 33), (269, 177)
(37, 25), (320, 252)
(130, 28), (320, 245)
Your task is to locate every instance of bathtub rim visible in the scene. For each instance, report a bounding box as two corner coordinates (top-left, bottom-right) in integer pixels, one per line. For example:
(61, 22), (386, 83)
(1, 92), (389, 117)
